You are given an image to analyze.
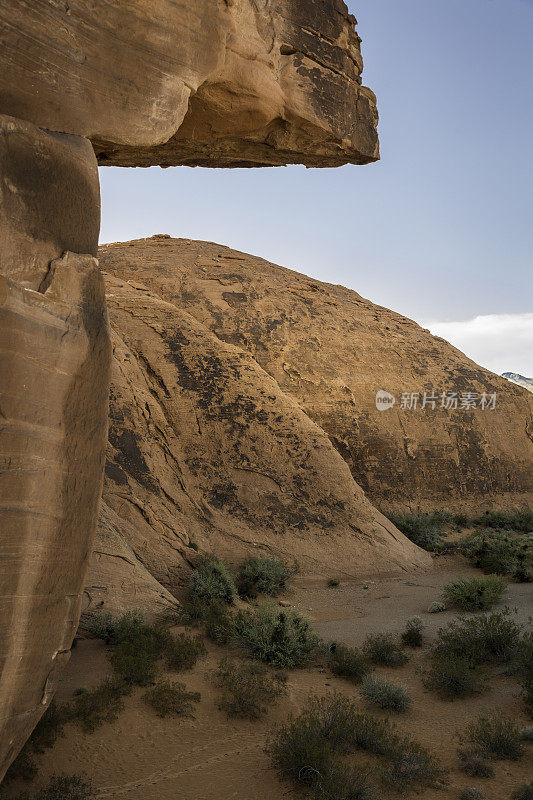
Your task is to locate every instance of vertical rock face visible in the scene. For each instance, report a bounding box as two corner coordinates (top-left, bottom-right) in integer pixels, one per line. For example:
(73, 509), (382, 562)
(0, 118), (110, 779)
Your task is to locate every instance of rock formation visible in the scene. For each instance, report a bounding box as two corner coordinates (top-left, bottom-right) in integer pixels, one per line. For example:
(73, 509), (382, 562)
(0, 0), (382, 779)
(100, 237), (533, 516)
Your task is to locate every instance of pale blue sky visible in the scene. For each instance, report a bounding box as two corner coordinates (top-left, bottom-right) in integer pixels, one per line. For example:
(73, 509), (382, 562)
(99, 0), (533, 375)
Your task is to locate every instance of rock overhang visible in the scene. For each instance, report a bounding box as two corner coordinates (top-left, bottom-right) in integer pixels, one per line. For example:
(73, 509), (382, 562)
(0, 0), (379, 168)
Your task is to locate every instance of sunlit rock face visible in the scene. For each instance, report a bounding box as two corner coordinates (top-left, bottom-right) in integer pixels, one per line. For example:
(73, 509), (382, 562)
(0, 0), (379, 167)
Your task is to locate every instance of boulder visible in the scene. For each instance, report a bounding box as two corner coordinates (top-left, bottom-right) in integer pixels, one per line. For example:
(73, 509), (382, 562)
(0, 0), (378, 167)
(99, 237), (533, 513)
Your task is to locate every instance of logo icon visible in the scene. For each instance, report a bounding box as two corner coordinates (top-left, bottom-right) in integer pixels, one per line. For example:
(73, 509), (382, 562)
(375, 390), (395, 412)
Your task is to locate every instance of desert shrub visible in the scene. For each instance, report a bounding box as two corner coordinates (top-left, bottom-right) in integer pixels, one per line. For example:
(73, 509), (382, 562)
(520, 726), (533, 741)
(176, 595), (210, 625)
(457, 747), (494, 778)
(387, 513), (445, 552)
(165, 632), (207, 671)
(465, 712), (524, 761)
(443, 575), (506, 611)
(232, 604), (320, 668)
(423, 656), (485, 700)
(312, 763), (377, 800)
(358, 676), (411, 712)
(460, 788), (485, 800)
(69, 678), (129, 732)
(143, 680), (200, 718)
(470, 510), (533, 532)
(203, 601), (235, 645)
(460, 529), (532, 576)
(328, 578), (340, 587)
(3, 702), (69, 783)
(84, 609), (145, 644)
(362, 633), (408, 667)
(14, 774), (94, 800)
(267, 692), (442, 796)
(513, 565), (533, 583)
(110, 640), (158, 685)
(213, 658), (286, 719)
(432, 609), (522, 667)
(401, 617), (424, 648)
(428, 601), (446, 613)
(190, 555), (236, 604)
(517, 632), (533, 716)
(380, 738), (444, 793)
(327, 643), (370, 684)
(512, 783), (533, 800)
(237, 555), (292, 598)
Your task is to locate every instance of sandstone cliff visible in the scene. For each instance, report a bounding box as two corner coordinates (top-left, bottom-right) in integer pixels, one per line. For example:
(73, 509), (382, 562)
(100, 237), (533, 516)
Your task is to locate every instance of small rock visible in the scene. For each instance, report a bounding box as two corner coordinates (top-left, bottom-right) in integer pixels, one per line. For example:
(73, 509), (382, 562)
(278, 600), (291, 607)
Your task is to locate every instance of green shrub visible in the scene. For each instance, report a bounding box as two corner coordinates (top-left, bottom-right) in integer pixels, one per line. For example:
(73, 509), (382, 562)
(328, 578), (340, 587)
(470, 510), (533, 532)
(69, 678), (129, 732)
(518, 632), (533, 717)
(204, 601), (235, 645)
(443, 575), (506, 611)
(14, 774), (94, 800)
(465, 713), (524, 761)
(432, 609), (522, 667)
(165, 632), (206, 671)
(387, 513), (446, 552)
(237, 555), (292, 598)
(110, 640), (158, 685)
(358, 677), (411, 712)
(312, 763), (376, 800)
(362, 633), (408, 667)
(84, 609), (146, 644)
(143, 680), (200, 718)
(428, 601), (446, 613)
(401, 617), (424, 647)
(213, 658), (286, 719)
(176, 595), (210, 625)
(457, 747), (494, 778)
(513, 565), (533, 583)
(423, 656), (485, 700)
(460, 788), (485, 800)
(460, 529), (532, 576)
(380, 739), (444, 793)
(190, 555), (236, 604)
(327, 643), (370, 684)
(267, 692), (442, 796)
(512, 783), (533, 800)
(232, 604), (320, 668)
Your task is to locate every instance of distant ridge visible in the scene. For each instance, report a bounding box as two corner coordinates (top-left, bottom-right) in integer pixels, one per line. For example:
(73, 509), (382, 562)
(502, 372), (533, 393)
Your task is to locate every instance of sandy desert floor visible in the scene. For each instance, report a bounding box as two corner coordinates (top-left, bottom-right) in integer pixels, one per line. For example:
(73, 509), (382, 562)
(3, 554), (532, 800)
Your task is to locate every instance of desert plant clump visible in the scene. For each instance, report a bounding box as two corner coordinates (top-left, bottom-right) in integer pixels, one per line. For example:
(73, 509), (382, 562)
(460, 529), (532, 577)
(432, 609), (522, 667)
(423, 656), (485, 700)
(464, 712), (524, 761)
(443, 575), (506, 611)
(204, 601), (235, 645)
(165, 632), (207, 671)
(401, 617), (424, 647)
(143, 680), (200, 718)
(387, 513), (447, 552)
(428, 601), (446, 613)
(312, 762), (377, 800)
(69, 678), (130, 732)
(237, 555), (292, 598)
(213, 658), (286, 719)
(267, 692), (443, 796)
(362, 633), (408, 667)
(358, 676), (412, 713)
(460, 788), (485, 800)
(470, 510), (533, 532)
(190, 554), (236, 604)
(457, 747), (495, 778)
(14, 774), (95, 800)
(327, 643), (370, 684)
(328, 578), (340, 587)
(517, 632), (533, 717)
(232, 604), (320, 668)
(512, 782), (533, 800)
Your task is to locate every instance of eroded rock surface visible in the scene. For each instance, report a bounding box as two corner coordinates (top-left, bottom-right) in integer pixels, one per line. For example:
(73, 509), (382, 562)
(0, 255), (110, 775)
(93, 272), (428, 609)
(100, 237), (533, 514)
(0, 0), (378, 167)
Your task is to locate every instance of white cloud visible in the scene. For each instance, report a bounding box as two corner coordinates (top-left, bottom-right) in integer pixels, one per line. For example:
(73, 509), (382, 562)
(418, 313), (533, 378)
